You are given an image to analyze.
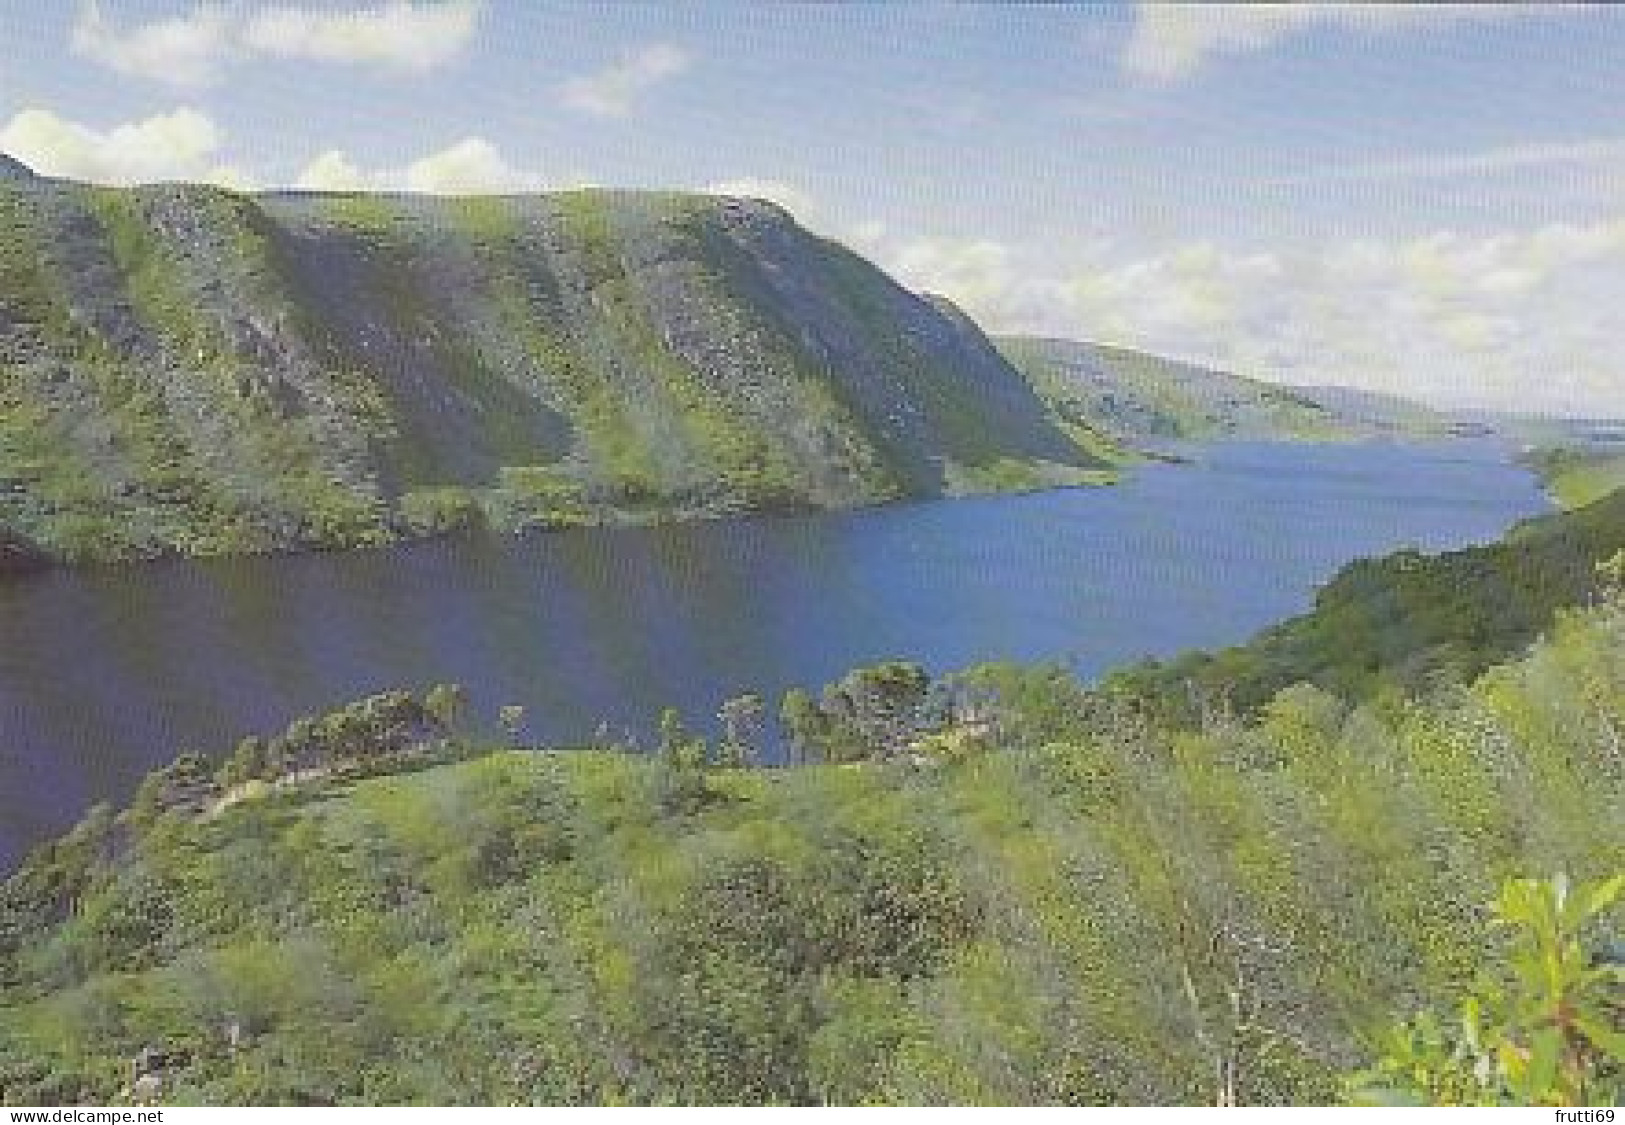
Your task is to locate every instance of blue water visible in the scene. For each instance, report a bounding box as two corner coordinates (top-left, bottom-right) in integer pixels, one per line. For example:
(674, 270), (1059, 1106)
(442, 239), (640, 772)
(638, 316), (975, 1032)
(0, 440), (1550, 869)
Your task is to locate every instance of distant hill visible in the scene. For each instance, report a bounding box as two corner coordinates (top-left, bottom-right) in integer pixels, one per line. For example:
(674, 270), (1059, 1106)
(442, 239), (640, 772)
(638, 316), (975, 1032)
(0, 156), (35, 182)
(997, 336), (1448, 450)
(0, 171), (1101, 563)
(1286, 382), (1449, 434)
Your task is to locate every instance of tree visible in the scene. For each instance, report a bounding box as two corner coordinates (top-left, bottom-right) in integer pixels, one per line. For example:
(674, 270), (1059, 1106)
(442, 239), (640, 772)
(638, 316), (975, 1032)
(659, 707), (693, 768)
(216, 736), (270, 790)
(820, 661), (932, 761)
(283, 716), (321, 776)
(717, 693), (766, 769)
(424, 683), (469, 741)
(779, 688), (825, 765)
(130, 752), (220, 828)
(1349, 873), (1625, 1106)
(319, 707), (364, 769)
(498, 704), (528, 747)
(357, 690), (427, 758)
(656, 706), (710, 811)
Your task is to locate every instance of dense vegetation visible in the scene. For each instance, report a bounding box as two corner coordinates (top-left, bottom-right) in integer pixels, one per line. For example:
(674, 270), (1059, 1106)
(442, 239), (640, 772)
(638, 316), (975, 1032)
(1104, 488), (1625, 725)
(1, 534), (1619, 1105)
(0, 170), (1101, 564)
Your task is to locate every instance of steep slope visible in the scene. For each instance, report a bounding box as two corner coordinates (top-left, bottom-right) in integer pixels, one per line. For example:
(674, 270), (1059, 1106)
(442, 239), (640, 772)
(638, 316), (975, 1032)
(998, 335), (1447, 448)
(0, 174), (1099, 562)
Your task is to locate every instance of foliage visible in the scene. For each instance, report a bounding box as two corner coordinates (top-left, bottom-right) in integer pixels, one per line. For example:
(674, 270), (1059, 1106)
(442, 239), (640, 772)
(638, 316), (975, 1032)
(1105, 488), (1625, 724)
(800, 660), (934, 763)
(1350, 874), (1624, 1106)
(716, 693), (766, 769)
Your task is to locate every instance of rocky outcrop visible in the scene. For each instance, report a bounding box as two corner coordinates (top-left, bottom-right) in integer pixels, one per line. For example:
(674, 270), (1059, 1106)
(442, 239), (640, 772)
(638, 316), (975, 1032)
(0, 172), (1102, 562)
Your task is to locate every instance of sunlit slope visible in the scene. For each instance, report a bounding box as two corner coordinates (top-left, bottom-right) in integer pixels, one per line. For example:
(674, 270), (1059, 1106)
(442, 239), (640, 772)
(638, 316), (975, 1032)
(999, 335), (1446, 448)
(0, 169), (1100, 562)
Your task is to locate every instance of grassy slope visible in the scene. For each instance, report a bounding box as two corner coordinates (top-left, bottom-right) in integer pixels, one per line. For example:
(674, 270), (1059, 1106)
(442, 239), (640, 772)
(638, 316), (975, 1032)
(0, 181), (1096, 563)
(1525, 447), (1625, 511)
(0, 596), (1618, 1106)
(998, 336), (1445, 449)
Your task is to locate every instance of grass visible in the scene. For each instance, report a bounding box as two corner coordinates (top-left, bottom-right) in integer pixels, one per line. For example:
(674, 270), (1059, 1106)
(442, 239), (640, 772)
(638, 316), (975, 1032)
(1529, 448), (1625, 511)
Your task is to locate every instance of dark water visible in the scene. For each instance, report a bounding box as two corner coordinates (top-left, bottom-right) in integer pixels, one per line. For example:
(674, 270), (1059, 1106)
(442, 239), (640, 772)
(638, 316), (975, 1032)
(0, 440), (1549, 869)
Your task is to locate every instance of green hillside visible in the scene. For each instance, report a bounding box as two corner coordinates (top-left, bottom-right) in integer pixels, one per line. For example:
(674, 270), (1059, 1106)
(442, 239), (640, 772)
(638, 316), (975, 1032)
(999, 336), (1447, 449)
(2, 516), (1620, 1106)
(1104, 488), (1625, 723)
(0, 168), (1102, 564)
(1525, 446), (1625, 511)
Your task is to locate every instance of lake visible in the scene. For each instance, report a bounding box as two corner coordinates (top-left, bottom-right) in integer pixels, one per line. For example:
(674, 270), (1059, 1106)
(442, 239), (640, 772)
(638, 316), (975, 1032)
(0, 440), (1550, 870)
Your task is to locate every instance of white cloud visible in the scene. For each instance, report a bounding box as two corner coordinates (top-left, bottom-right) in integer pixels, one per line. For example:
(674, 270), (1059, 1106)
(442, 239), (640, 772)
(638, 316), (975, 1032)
(0, 106), (247, 187)
(1275, 137), (1625, 186)
(242, 1), (483, 72)
(559, 43), (691, 118)
(403, 137), (535, 194)
(866, 218), (1625, 416)
(68, 1), (482, 86)
(1123, 3), (1550, 85)
(889, 236), (1020, 311)
(293, 149), (381, 192)
(70, 1), (235, 88)
(294, 137), (543, 194)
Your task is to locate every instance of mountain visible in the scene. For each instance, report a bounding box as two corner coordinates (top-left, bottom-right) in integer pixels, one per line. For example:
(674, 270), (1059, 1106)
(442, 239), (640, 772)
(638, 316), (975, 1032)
(0, 172), (1101, 563)
(0, 156), (35, 182)
(1287, 383), (1451, 434)
(997, 336), (1448, 449)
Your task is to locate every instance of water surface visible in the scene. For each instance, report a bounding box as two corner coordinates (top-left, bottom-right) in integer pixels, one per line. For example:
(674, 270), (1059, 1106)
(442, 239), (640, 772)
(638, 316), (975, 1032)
(0, 440), (1550, 869)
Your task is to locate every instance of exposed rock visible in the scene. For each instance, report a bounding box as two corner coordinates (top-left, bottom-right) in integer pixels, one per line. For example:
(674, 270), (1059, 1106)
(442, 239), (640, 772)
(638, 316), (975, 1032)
(0, 177), (1107, 562)
(0, 153), (36, 181)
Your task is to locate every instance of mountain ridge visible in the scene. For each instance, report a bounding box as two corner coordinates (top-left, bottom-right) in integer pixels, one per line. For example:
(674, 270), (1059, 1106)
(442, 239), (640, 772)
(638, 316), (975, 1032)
(0, 170), (1103, 563)
(997, 334), (1450, 449)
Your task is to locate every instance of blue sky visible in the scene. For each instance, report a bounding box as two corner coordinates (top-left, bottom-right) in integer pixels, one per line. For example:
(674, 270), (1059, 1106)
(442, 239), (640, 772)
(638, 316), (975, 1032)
(1, 2), (1621, 415)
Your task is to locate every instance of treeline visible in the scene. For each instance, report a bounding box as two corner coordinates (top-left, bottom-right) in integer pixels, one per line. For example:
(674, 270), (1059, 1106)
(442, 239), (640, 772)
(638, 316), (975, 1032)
(0, 686), (478, 982)
(0, 661), (991, 960)
(134, 685), (478, 822)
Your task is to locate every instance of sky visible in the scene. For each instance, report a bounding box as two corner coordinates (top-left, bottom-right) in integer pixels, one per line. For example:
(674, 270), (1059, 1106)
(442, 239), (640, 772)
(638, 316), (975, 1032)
(0, 2), (1621, 416)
